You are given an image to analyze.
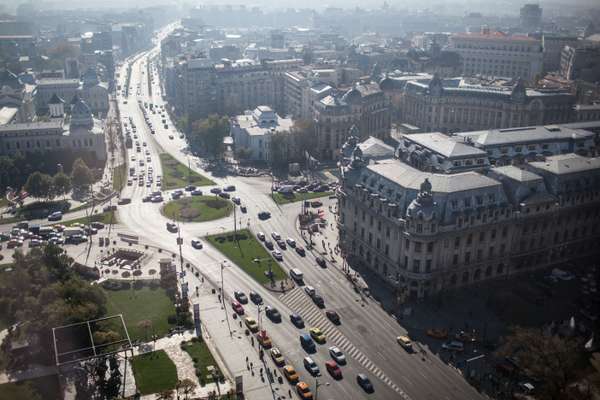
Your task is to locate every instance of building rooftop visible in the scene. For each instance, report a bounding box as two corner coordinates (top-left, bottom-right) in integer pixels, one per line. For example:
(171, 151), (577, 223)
(404, 132), (488, 158)
(452, 31), (538, 42)
(491, 165), (542, 182)
(367, 158), (500, 193)
(357, 136), (395, 159)
(37, 78), (80, 86)
(529, 154), (600, 175)
(457, 124), (596, 146)
(0, 106), (18, 125)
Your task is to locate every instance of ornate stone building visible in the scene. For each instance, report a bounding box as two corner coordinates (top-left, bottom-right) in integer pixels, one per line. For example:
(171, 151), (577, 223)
(312, 81), (391, 161)
(380, 74), (575, 133)
(337, 133), (600, 300)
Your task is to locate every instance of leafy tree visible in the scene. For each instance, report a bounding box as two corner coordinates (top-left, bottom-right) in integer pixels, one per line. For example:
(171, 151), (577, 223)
(71, 158), (93, 190)
(270, 131), (289, 168)
(52, 172), (72, 199)
(235, 147), (253, 160)
(24, 171), (53, 200)
(496, 327), (583, 400)
(188, 115), (229, 159)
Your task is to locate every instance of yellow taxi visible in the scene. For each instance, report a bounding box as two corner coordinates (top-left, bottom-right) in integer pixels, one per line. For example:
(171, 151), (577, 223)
(309, 327), (326, 344)
(270, 347), (285, 367)
(283, 365), (299, 383)
(296, 381), (313, 399)
(244, 317), (259, 333)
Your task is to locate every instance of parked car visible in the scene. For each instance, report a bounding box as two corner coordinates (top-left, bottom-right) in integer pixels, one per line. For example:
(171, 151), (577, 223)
(210, 187), (221, 194)
(270, 347), (285, 367)
(249, 291), (263, 305)
(296, 381), (313, 400)
(257, 232), (266, 241)
(234, 291), (248, 304)
(265, 306), (281, 322)
(283, 365), (299, 383)
(231, 300), (244, 315)
(244, 317), (259, 333)
(218, 192), (230, 199)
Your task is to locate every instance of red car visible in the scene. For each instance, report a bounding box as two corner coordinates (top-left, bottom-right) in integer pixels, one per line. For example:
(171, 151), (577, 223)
(325, 360), (342, 380)
(231, 300), (245, 315)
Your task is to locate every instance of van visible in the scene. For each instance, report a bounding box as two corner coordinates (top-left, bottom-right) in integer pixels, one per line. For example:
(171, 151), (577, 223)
(290, 268), (304, 283)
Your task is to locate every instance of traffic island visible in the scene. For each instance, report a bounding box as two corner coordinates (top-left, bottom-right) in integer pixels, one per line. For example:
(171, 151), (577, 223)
(159, 153), (214, 190)
(205, 229), (288, 288)
(161, 196), (232, 222)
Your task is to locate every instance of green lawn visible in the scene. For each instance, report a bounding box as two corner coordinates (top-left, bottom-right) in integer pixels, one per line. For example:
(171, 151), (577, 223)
(62, 210), (118, 227)
(181, 339), (222, 385)
(131, 350), (178, 395)
(162, 196), (232, 222)
(159, 153), (214, 190)
(206, 229), (286, 284)
(112, 164), (127, 192)
(0, 375), (61, 400)
(272, 191), (334, 205)
(103, 283), (176, 341)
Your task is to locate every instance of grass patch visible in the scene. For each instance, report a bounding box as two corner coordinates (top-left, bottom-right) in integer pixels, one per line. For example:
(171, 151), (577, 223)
(131, 350), (178, 395)
(62, 210), (118, 227)
(112, 164), (127, 192)
(0, 374), (61, 400)
(162, 196), (232, 222)
(206, 229), (286, 284)
(159, 153), (214, 190)
(272, 191), (333, 205)
(103, 282), (176, 341)
(181, 339), (222, 385)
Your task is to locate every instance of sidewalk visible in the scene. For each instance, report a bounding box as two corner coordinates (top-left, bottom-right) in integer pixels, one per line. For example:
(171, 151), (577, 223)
(195, 286), (295, 400)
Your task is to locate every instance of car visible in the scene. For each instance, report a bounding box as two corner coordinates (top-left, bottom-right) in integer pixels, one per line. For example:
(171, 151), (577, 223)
(191, 189), (203, 196)
(328, 346), (346, 364)
(258, 211), (271, 220)
(47, 211), (63, 221)
(232, 196), (241, 205)
(127, 180), (133, 186)
(325, 360), (342, 380)
(311, 294), (325, 308)
(286, 238), (296, 247)
(249, 291), (263, 305)
(296, 381), (313, 399)
(240, 205), (247, 213)
(316, 257), (327, 268)
(151, 196), (163, 203)
(257, 330), (272, 349)
(265, 306), (281, 322)
(356, 374), (374, 393)
(442, 341), (465, 352)
(264, 240), (274, 250)
(117, 198), (131, 205)
(300, 334), (316, 353)
(283, 365), (299, 383)
(210, 187), (222, 194)
(326, 310), (340, 325)
(271, 250), (283, 261)
(168, 135), (174, 139)
(303, 356), (320, 376)
(185, 185), (196, 192)
(309, 327), (326, 344)
(257, 232), (265, 241)
(234, 291), (248, 304)
(223, 185), (236, 192)
(396, 335), (413, 351)
(311, 200), (323, 207)
(244, 317), (259, 333)
(290, 313), (305, 328)
(231, 300), (244, 315)
(218, 192), (231, 199)
(276, 240), (286, 249)
(295, 246), (306, 256)
(270, 347), (285, 367)
(271, 232), (281, 241)
(91, 222), (105, 230)
(191, 239), (203, 249)
(304, 286), (316, 297)
(166, 222), (178, 232)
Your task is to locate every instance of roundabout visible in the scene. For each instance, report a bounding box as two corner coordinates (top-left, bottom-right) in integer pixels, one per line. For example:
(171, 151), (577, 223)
(161, 195), (233, 222)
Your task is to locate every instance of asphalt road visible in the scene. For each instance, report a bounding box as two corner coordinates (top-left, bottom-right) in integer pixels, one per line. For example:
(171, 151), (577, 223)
(29, 23), (485, 400)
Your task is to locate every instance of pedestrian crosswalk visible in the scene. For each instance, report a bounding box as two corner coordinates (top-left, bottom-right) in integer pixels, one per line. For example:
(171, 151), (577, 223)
(279, 288), (411, 399)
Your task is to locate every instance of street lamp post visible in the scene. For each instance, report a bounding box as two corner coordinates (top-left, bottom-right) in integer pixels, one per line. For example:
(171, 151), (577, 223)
(314, 378), (329, 400)
(220, 261), (232, 337)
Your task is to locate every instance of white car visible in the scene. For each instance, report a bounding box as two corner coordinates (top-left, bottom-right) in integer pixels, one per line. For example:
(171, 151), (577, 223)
(271, 232), (281, 241)
(257, 232), (265, 241)
(191, 239), (203, 249)
(304, 286), (316, 297)
(328, 346), (346, 365)
(271, 250), (283, 261)
(286, 238), (296, 247)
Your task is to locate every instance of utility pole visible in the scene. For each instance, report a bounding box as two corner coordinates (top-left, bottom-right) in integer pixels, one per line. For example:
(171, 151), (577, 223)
(221, 261), (232, 337)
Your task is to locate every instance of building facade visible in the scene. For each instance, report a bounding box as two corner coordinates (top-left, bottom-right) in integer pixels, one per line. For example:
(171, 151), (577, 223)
(381, 74), (575, 133)
(448, 29), (543, 82)
(560, 42), (600, 82)
(284, 70), (332, 120)
(312, 81), (391, 161)
(337, 138), (600, 300)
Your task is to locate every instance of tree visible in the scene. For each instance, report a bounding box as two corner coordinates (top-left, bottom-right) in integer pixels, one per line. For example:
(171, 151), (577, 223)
(234, 147), (253, 160)
(138, 319), (153, 342)
(176, 378), (197, 400)
(71, 158), (93, 191)
(290, 119), (316, 162)
(24, 171), (53, 200)
(52, 172), (72, 199)
(188, 115), (229, 159)
(270, 131), (289, 169)
(496, 327), (583, 400)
